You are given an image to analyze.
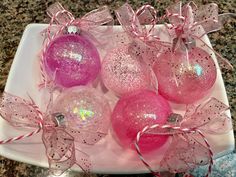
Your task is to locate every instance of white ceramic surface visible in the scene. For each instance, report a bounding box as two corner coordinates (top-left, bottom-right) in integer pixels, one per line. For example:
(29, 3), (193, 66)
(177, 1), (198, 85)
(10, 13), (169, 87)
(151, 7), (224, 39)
(0, 24), (235, 174)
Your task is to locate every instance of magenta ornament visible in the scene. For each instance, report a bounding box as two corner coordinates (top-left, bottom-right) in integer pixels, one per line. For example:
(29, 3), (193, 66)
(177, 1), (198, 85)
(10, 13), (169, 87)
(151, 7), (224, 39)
(153, 47), (217, 104)
(111, 90), (171, 152)
(44, 34), (101, 88)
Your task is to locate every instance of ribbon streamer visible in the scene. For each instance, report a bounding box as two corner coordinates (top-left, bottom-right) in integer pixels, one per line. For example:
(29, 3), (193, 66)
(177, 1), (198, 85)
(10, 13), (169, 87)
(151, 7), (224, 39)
(0, 92), (107, 175)
(135, 97), (232, 177)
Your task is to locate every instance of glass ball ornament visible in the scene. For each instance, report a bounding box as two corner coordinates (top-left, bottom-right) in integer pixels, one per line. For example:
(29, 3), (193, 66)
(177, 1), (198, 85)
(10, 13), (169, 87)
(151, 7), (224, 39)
(111, 90), (171, 152)
(49, 86), (111, 143)
(153, 47), (217, 104)
(44, 34), (101, 88)
(101, 45), (152, 96)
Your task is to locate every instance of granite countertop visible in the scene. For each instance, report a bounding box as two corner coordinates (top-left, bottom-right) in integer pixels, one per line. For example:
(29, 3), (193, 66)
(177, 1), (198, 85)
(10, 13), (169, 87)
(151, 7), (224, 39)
(0, 0), (235, 177)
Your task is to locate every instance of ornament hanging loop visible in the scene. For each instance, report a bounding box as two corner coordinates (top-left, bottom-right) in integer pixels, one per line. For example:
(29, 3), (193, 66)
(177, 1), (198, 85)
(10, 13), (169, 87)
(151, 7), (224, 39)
(46, 2), (75, 25)
(49, 9), (75, 26)
(136, 5), (157, 37)
(131, 4), (158, 40)
(47, 9), (75, 41)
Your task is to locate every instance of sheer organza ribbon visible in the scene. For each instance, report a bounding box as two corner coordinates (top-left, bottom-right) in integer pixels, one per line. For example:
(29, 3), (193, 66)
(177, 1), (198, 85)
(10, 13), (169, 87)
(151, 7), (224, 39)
(0, 92), (105, 175)
(40, 2), (113, 88)
(115, 3), (171, 55)
(135, 97), (232, 177)
(164, 1), (234, 70)
(117, 2), (234, 69)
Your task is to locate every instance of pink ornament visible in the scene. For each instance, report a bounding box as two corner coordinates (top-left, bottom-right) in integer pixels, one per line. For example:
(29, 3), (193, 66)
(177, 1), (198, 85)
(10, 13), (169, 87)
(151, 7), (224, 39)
(49, 86), (111, 143)
(101, 45), (152, 96)
(44, 34), (101, 88)
(111, 90), (171, 152)
(153, 47), (217, 104)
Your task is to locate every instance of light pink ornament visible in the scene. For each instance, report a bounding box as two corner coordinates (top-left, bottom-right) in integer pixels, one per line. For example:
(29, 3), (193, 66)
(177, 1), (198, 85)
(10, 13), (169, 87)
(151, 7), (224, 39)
(153, 47), (217, 104)
(44, 34), (101, 88)
(49, 86), (111, 143)
(101, 45), (152, 96)
(111, 90), (171, 152)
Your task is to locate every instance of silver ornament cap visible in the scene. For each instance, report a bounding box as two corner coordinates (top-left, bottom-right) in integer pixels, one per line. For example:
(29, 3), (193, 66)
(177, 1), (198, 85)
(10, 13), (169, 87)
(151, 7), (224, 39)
(67, 25), (80, 34)
(53, 112), (66, 127)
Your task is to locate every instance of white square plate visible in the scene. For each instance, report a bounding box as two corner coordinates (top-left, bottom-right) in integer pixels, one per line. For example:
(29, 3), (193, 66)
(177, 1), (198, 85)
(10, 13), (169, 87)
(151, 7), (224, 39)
(0, 24), (235, 174)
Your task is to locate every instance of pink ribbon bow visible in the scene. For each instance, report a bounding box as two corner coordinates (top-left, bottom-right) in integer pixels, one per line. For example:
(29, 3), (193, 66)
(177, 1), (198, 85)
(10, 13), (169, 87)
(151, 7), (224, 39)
(165, 1), (234, 70)
(116, 3), (156, 39)
(166, 1), (229, 39)
(115, 3), (172, 66)
(135, 97), (232, 177)
(0, 92), (105, 175)
(116, 2), (234, 69)
(40, 2), (113, 87)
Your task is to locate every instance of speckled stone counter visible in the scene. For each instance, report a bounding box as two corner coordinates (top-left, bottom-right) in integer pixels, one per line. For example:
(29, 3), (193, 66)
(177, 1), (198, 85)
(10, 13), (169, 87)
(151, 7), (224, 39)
(0, 0), (235, 177)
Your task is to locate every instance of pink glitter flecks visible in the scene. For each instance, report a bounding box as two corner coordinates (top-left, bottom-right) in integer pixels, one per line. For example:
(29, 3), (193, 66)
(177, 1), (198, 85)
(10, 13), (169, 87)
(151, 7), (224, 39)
(50, 86), (111, 144)
(44, 34), (101, 88)
(101, 45), (152, 96)
(112, 90), (171, 152)
(153, 47), (217, 104)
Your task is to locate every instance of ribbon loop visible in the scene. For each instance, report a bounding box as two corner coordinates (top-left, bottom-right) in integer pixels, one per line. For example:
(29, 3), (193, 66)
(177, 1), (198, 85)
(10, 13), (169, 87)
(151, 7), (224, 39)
(42, 127), (77, 175)
(192, 3), (220, 36)
(116, 3), (161, 41)
(0, 92), (42, 128)
(78, 6), (114, 47)
(166, 1), (184, 26)
(47, 2), (74, 25)
(166, 2), (221, 38)
(115, 3), (172, 66)
(160, 132), (211, 173)
(116, 3), (143, 38)
(181, 97), (232, 134)
(133, 4), (158, 38)
(81, 6), (113, 27)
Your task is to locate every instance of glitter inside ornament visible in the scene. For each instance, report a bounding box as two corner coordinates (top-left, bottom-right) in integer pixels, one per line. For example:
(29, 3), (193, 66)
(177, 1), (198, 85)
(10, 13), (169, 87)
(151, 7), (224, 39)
(111, 90), (171, 152)
(101, 45), (152, 96)
(153, 47), (217, 104)
(49, 86), (111, 143)
(44, 34), (101, 88)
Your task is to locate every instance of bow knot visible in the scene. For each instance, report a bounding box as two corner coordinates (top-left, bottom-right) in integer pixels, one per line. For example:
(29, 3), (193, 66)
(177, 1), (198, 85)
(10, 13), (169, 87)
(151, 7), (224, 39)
(116, 3), (165, 47)
(166, 2), (220, 39)
(46, 2), (113, 39)
(0, 92), (95, 175)
(165, 1), (234, 69)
